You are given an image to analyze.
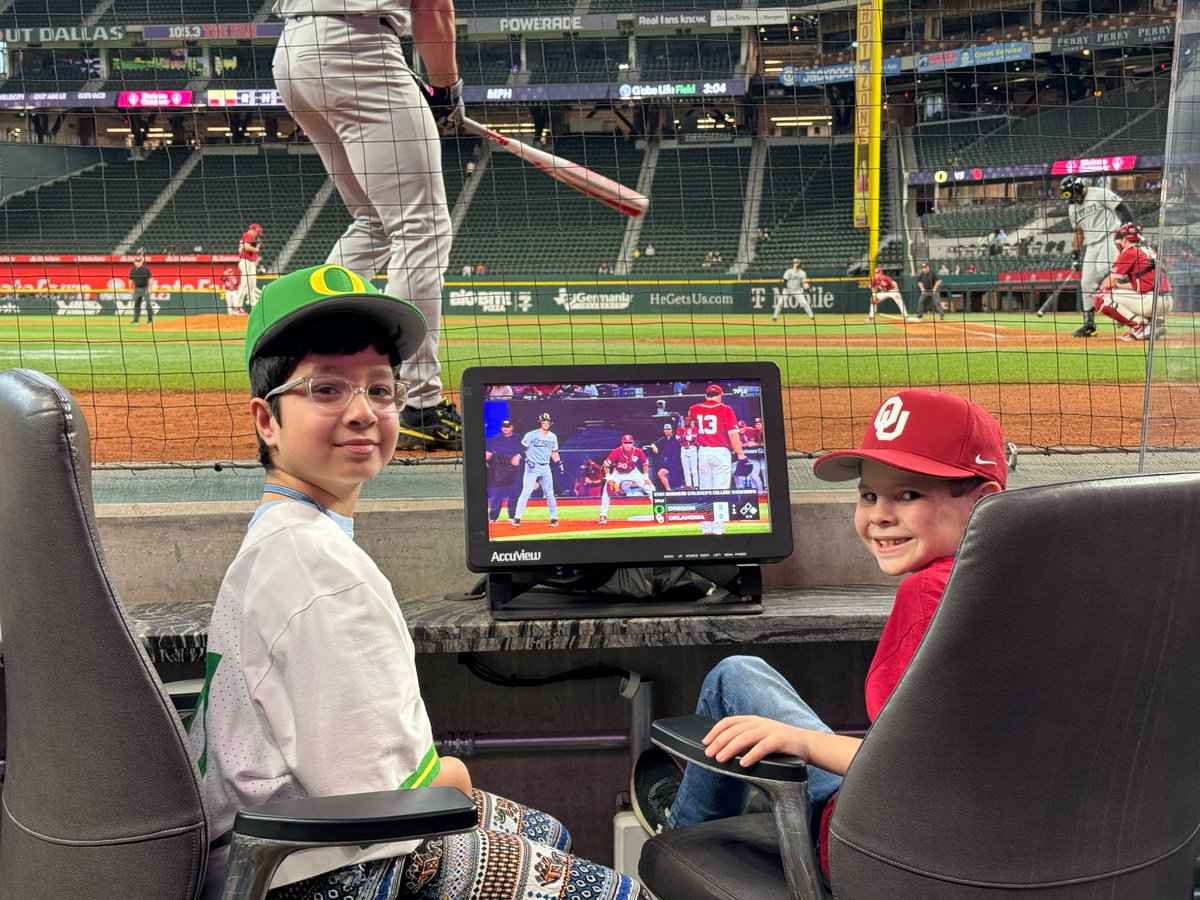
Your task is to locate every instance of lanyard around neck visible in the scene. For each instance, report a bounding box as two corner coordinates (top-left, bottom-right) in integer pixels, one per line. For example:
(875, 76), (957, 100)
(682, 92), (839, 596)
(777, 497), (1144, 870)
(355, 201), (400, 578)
(263, 483), (329, 514)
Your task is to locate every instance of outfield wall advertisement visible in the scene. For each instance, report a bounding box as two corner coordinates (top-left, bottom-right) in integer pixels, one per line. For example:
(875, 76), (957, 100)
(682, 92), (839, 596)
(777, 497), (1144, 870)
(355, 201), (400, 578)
(0, 257), (883, 315)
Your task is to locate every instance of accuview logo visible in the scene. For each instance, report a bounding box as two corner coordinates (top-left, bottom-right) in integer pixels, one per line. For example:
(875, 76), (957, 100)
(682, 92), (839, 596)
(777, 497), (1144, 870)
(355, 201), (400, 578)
(491, 549), (543, 563)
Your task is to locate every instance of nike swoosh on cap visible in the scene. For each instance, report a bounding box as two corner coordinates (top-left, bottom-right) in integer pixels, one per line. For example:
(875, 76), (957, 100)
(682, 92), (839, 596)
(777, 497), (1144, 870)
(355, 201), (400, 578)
(975, 454), (997, 466)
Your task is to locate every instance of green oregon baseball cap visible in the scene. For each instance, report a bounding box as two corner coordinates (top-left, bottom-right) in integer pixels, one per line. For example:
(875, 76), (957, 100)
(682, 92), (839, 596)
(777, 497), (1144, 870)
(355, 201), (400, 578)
(244, 264), (427, 370)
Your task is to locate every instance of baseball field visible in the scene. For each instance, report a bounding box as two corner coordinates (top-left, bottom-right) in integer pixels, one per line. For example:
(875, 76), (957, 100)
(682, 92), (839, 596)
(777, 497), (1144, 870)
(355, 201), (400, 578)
(2, 310), (1197, 462)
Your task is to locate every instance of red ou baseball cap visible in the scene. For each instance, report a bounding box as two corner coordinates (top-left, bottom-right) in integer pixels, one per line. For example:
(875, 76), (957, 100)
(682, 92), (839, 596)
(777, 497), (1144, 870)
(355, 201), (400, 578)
(250, 223), (263, 231)
(813, 390), (1007, 489)
(621, 434), (635, 443)
(706, 384), (723, 396)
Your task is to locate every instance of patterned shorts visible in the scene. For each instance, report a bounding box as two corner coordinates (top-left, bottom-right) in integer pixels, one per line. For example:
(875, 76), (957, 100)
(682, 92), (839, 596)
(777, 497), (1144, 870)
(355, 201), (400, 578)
(268, 789), (643, 900)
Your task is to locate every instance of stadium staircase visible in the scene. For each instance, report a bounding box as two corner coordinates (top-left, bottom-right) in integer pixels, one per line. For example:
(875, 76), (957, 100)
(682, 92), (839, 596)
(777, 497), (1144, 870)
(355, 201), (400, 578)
(628, 141), (751, 275)
(0, 147), (189, 253)
(449, 133), (641, 275)
(135, 146), (332, 262)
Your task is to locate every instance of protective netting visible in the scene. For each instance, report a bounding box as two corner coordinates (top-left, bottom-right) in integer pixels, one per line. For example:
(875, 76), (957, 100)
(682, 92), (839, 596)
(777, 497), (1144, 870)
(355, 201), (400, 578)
(0, 0), (1185, 464)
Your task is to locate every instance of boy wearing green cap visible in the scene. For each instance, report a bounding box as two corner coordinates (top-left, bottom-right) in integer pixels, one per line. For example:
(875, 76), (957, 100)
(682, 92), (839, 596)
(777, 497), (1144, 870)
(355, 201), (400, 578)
(189, 265), (644, 899)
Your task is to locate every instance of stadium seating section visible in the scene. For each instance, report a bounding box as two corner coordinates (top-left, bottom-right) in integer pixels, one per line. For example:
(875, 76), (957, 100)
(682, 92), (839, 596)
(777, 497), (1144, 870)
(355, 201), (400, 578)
(450, 134), (642, 274)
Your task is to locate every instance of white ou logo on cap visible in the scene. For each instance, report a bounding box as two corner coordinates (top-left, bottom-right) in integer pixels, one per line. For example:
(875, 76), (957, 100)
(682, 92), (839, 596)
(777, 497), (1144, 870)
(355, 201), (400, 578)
(874, 396), (910, 441)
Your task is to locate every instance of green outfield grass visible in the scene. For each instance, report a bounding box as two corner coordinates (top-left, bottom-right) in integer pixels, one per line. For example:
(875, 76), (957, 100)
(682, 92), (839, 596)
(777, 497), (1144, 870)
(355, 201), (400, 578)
(0, 313), (1195, 392)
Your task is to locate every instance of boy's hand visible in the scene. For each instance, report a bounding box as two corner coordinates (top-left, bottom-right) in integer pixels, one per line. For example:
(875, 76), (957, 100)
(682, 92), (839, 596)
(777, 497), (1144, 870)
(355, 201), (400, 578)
(702, 715), (810, 767)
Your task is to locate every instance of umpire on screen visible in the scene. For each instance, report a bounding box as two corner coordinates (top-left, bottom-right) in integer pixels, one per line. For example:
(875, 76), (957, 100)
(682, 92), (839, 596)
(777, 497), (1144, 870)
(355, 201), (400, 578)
(486, 418), (523, 523)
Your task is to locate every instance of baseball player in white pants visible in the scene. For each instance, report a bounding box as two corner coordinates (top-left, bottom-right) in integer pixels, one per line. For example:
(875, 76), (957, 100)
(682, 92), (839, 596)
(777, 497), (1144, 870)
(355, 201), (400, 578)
(598, 435), (655, 524)
(1060, 175), (1133, 337)
(513, 413), (562, 526)
(272, 4), (465, 450)
(775, 258), (814, 320)
(679, 418), (698, 488)
(233, 223), (262, 311)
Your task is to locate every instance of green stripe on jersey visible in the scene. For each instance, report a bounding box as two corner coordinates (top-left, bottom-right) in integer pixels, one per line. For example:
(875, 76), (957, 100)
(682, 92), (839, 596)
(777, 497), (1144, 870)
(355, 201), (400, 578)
(399, 744), (440, 789)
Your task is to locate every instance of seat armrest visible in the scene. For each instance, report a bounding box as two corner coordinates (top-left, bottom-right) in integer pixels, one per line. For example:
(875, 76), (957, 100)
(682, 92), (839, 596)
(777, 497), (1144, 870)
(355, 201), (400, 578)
(232, 786), (477, 844)
(220, 787), (476, 900)
(652, 715), (809, 785)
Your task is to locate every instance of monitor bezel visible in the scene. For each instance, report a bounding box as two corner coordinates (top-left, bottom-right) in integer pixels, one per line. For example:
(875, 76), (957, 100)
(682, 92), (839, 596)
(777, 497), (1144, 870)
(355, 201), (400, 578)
(460, 361), (793, 572)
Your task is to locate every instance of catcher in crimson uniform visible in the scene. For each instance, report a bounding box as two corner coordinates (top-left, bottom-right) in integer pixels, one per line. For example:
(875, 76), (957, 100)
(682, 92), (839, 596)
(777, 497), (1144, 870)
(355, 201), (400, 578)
(598, 434), (656, 524)
(685, 384), (749, 491)
(1094, 223), (1173, 342)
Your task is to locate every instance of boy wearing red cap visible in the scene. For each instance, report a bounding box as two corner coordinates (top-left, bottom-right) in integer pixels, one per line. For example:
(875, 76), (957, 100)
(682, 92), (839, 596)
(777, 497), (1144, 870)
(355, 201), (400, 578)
(633, 390), (1006, 883)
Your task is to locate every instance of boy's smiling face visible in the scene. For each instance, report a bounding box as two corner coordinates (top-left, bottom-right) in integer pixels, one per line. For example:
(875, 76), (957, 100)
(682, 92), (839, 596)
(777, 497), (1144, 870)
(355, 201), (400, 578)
(252, 347), (399, 515)
(854, 459), (998, 576)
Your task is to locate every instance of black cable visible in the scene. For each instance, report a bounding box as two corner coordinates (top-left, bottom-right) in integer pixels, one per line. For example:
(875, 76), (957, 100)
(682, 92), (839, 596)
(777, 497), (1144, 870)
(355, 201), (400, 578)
(458, 652), (631, 687)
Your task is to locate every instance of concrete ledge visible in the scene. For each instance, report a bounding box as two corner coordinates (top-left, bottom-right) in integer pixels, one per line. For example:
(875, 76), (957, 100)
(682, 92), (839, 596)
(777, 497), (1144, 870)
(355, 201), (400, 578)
(98, 490), (888, 607)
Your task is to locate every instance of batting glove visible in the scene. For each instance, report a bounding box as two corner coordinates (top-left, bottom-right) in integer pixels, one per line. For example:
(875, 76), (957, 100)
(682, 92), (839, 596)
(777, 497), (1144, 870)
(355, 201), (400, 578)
(421, 78), (464, 132)
(1069, 249), (1081, 266)
(555, 460), (565, 476)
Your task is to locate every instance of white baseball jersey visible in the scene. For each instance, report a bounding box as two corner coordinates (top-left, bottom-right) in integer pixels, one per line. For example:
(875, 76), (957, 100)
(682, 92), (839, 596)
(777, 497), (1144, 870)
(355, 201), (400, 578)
(1069, 185), (1124, 247)
(783, 266), (808, 290)
(521, 428), (559, 465)
(190, 502), (437, 889)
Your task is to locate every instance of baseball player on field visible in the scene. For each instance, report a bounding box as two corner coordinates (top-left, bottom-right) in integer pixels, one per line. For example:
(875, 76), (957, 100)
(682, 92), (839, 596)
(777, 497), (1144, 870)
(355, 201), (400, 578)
(775, 258), (814, 321)
(598, 434), (656, 524)
(686, 384), (750, 491)
(1058, 175), (1135, 337)
(273, 0), (465, 450)
(868, 268), (914, 322)
(220, 266), (243, 316)
(1094, 224), (1173, 342)
(678, 415), (699, 488)
(232, 223), (262, 312)
(512, 413), (563, 527)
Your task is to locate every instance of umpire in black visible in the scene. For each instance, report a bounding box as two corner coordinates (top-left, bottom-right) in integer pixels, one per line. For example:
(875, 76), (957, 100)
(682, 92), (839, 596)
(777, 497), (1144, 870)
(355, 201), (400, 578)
(486, 419), (523, 522)
(129, 253), (153, 324)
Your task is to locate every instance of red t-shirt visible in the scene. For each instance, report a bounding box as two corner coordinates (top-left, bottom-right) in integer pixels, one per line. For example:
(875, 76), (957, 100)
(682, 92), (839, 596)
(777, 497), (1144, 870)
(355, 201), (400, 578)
(686, 400), (739, 448)
(871, 274), (897, 292)
(1111, 245), (1172, 294)
(606, 446), (647, 474)
(239, 230), (260, 261)
(818, 555), (954, 877)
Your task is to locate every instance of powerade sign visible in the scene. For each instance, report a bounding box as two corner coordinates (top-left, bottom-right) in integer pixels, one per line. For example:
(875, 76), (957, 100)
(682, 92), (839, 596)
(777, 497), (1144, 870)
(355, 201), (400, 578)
(781, 58), (901, 87)
(916, 41), (1031, 72)
(465, 13), (616, 33)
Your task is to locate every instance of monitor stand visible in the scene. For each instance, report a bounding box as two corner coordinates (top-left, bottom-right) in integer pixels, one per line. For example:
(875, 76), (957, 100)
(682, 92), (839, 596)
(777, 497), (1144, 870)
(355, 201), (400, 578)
(486, 564), (763, 620)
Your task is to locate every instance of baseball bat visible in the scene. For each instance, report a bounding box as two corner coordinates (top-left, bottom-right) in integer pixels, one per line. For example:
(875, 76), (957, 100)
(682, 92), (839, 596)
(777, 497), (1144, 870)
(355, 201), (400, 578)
(460, 117), (649, 217)
(1035, 262), (1080, 316)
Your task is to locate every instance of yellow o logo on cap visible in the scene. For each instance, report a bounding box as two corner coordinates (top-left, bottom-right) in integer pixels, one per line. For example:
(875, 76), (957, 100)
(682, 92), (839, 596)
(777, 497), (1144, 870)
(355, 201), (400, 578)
(309, 265), (368, 296)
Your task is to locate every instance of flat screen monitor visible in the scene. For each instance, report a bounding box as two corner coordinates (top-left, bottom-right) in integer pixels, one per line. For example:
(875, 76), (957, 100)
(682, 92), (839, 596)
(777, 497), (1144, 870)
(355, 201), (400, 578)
(460, 362), (793, 618)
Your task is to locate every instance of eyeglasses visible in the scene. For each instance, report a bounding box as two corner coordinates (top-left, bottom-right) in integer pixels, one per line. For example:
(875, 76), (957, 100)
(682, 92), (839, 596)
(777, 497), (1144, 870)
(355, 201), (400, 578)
(264, 375), (407, 414)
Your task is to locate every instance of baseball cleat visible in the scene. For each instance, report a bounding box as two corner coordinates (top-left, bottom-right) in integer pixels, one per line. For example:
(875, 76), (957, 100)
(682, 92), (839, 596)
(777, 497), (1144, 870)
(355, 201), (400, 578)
(511, 519), (521, 527)
(397, 400), (463, 451)
(1072, 322), (1097, 338)
(549, 519), (559, 526)
(598, 516), (607, 524)
(1036, 310), (1045, 318)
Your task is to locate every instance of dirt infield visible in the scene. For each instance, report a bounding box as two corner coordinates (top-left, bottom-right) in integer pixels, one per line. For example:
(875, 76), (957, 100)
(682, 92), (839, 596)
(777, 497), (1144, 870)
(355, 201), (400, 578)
(70, 379), (1200, 464)
(65, 313), (1200, 462)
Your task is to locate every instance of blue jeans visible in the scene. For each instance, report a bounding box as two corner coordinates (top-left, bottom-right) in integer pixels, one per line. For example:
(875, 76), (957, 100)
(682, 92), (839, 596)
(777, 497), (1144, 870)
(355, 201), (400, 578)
(668, 656), (844, 828)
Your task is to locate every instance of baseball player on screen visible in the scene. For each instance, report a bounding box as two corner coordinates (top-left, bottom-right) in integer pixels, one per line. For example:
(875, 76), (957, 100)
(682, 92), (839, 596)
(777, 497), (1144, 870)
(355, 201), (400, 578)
(775, 258), (815, 321)
(686, 385), (749, 491)
(678, 415), (699, 489)
(512, 412), (563, 527)
(1059, 175), (1134, 338)
(597, 434), (656, 525)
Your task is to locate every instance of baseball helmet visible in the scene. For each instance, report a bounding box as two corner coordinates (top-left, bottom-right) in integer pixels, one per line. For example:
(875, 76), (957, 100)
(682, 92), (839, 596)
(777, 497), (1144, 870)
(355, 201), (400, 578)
(1115, 223), (1143, 243)
(874, 266), (884, 276)
(538, 412), (552, 422)
(737, 420), (746, 428)
(1060, 175), (1087, 201)
(249, 222), (263, 231)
